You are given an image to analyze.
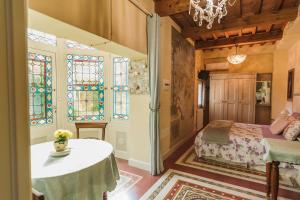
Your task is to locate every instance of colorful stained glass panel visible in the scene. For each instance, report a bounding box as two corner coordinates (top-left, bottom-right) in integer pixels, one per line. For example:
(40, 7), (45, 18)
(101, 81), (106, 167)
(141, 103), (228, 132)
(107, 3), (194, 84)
(28, 52), (53, 126)
(65, 40), (95, 50)
(27, 28), (57, 46)
(67, 54), (104, 121)
(113, 57), (129, 119)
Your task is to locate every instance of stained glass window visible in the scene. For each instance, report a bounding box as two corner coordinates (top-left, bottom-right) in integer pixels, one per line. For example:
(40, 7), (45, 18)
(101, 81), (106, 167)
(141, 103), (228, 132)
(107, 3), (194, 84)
(27, 28), (57, 46)
(113, 57), (129, 119)
(67, 54), (105, 121)
(65, 40), (95, 50)
(28, 52), (53, 126)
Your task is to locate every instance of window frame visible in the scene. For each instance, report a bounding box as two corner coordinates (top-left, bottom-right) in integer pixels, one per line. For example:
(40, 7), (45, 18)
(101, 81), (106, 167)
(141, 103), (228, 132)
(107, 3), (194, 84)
(112, 57), (130, 120)
(66, 54), (105, 122)
(28, 51), (54, 126)
(197, 80), (205, 108)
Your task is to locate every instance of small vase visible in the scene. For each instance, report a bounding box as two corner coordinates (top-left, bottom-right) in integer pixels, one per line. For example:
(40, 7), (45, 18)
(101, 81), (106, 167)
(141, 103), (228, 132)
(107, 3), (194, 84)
(54, 140), (68, 152)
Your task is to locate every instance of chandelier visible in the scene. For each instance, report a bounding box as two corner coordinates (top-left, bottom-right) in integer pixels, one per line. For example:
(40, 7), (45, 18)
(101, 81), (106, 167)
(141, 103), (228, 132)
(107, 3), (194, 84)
(189, 0), (237, 29)
(227, 45), (247, 64)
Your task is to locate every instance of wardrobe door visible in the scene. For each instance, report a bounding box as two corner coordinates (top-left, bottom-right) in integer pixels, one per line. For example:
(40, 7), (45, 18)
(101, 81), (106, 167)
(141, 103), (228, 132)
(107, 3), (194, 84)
(237, 78), (256, 123)
(209, 78), (225, 121)
(224, 78), (239, 121)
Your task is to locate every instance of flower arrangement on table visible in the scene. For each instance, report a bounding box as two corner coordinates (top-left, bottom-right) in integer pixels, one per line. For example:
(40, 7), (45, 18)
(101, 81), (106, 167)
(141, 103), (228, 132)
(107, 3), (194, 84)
(53, 130), (73, 152)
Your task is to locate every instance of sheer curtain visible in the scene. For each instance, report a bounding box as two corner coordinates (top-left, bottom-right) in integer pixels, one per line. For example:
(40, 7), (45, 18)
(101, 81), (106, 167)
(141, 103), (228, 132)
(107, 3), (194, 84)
(147, 13), (164, 175)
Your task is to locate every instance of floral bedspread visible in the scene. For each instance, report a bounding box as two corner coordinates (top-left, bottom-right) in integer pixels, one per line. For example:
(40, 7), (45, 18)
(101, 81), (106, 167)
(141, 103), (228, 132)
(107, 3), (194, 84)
(195, 123), (266, 165)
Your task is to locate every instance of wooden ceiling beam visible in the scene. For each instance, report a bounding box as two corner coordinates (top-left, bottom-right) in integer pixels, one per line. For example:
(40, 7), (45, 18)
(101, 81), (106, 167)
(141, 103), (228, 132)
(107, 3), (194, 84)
(239, 0), (243, 17)
(273, 0), (285, 11)
(266, 24), (273, 32)
(195, 31), (282, 49)
(182, 7), (297, 39)
(212, 33), (218, 40)
(255, 0), (264, 14)
(224, 32), (230, 38)
(155, 0), (195, 17)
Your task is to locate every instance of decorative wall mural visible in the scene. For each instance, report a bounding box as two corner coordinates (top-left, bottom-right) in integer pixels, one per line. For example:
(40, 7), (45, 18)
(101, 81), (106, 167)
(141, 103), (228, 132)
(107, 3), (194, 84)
(128, 60), (149, 95)
(171, 28), (195, 146)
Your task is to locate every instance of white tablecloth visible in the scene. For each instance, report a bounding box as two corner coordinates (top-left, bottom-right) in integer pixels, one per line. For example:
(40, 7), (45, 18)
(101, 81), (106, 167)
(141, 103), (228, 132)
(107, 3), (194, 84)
(31, 139), (119, 200)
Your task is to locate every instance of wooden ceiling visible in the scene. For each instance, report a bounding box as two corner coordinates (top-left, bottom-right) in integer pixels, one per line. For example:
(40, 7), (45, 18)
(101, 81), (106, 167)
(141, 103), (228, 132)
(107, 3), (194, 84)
(155, 0), (299, 50)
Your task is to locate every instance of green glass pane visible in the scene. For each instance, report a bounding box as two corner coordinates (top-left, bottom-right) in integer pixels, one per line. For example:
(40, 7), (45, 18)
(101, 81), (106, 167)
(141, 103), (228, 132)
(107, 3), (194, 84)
(34, 94), (42, 105)
(33, 105), (42, 115)
(93, 92), (98, 100)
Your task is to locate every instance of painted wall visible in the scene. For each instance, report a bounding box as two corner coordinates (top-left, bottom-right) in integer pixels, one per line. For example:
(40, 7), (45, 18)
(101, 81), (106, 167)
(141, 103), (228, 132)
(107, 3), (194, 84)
(203, 45), (275, 73)
(170, 28), (195, 148)
(272, 41), (300, 118)
(159, 17), (197, 159)
(272, 50), (289, 118)
(272, 9), (300, 118)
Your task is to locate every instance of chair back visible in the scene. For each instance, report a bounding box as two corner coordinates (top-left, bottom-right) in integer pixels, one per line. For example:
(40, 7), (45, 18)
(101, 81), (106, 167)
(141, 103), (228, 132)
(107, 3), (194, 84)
(75, 122), (108, 140)
(32, 188), (44, 200)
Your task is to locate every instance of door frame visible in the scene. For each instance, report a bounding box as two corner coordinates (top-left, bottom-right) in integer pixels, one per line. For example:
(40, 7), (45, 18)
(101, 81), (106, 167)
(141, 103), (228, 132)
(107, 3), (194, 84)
(0, 0), (31, 199)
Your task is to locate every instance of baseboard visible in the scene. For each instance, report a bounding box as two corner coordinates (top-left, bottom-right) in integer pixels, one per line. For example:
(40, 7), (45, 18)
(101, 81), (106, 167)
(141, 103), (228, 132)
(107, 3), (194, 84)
(128, 158), (150, 171)
(162, 131), (197, 160)
(115, 150), (129, 160)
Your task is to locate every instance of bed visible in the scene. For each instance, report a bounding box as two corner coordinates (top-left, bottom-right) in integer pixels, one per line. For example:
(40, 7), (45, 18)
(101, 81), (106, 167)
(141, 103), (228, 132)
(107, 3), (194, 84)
(194, 120), (300, 188)
(195, 122), (287, 166)
(196, 123), (263, 165)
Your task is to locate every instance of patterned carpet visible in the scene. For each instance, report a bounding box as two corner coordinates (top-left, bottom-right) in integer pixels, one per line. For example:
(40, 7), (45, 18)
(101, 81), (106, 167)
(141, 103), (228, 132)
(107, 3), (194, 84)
(175, 147), (300, 193)
(108, 170), (142, 199)
(140, 170), (270, 200)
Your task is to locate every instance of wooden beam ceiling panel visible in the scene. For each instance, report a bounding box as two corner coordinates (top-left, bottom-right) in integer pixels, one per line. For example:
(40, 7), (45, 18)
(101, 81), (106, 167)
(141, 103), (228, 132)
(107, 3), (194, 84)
(155, 0), (194, 17)
(239, 0), (243, 16)
(266, 24), (273, 32)
(182, 12), (197, 27)
(212, 33), (218, 40)
(182, 7), (297, 39)
(195, 31), (283, 49)
(255, 0), (264, 14)
(273, 0), (285, 11)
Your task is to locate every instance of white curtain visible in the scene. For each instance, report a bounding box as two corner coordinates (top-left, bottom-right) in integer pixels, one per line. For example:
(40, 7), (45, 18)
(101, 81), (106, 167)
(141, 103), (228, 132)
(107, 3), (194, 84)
(147, 13), (164, 175)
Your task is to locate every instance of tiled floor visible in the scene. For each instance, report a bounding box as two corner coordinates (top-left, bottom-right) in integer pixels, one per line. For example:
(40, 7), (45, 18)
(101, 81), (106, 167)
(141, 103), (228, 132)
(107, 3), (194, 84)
(115, 159), (160, 200)
(116, 135), (300, 200)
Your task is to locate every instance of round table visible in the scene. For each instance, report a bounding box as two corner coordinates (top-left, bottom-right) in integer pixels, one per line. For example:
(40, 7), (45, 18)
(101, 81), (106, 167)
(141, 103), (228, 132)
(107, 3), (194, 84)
(31, 139), (119, 200)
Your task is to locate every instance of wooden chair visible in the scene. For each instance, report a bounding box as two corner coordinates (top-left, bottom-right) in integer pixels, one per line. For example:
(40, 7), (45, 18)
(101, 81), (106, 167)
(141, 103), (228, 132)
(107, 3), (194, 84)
(75, 122), (108, 140)
(32, 188), (44, 200)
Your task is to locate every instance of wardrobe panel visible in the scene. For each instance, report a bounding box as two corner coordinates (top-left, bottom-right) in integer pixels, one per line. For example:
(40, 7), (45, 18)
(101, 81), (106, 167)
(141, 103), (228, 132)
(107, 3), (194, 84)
(209, 79), (225, 121)
(209, 73), (256, 124)
(224, 78), (239, 121)
(237, 78), (255, 123)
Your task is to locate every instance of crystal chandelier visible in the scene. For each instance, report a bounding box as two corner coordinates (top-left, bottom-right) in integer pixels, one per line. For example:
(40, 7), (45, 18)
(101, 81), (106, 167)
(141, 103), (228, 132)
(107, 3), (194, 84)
(227, 45), (247, 64)
(189, 0), (237, 29)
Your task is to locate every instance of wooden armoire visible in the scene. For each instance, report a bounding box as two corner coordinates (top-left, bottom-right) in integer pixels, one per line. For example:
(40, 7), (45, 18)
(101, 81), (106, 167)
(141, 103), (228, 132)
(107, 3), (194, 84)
(209, 73), (256, 123)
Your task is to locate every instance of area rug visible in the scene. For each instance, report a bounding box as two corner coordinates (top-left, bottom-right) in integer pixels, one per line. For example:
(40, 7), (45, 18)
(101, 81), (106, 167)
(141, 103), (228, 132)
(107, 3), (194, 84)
(140, 169), (275, 200)
(176, 147), (300, 192)
(108, 170), (142, 199)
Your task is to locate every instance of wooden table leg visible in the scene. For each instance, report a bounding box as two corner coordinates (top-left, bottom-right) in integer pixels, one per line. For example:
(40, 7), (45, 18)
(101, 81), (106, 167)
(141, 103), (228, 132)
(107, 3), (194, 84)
(266, 162), (272, 197)
(103, 192), (107, 200)
(271, 161), (280, 200)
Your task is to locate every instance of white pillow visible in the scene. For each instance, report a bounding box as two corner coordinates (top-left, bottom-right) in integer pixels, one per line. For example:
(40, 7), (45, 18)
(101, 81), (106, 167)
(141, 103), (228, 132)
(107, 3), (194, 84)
(283, 120), (300, 141)
(280, 108), (292, 116)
